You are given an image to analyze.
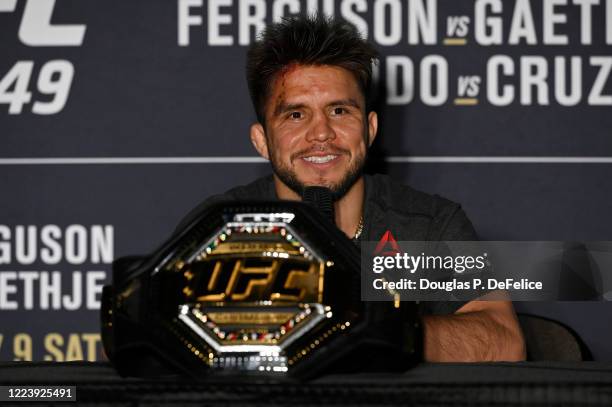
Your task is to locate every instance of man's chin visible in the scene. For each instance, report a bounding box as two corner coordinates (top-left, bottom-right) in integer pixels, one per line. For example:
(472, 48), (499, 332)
(278, 173), (341, 197)
(295, 165), (349, 185)
(300, 176), (362, 200)
(272, 159), (365, 201)
(300, 177), (340, 190)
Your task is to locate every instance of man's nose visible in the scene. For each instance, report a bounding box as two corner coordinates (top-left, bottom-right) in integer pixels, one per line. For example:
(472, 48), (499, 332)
(306, 113), (336, 143)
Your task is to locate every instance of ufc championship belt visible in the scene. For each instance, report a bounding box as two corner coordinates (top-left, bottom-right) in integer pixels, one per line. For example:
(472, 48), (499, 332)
(101, 189), (421, 379)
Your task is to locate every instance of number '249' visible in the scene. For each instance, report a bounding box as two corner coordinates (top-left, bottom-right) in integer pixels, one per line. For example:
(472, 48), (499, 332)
(0, 60), (74, 115)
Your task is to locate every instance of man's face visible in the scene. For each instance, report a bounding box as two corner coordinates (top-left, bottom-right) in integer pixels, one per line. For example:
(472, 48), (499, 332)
(250, 64), (377, 199)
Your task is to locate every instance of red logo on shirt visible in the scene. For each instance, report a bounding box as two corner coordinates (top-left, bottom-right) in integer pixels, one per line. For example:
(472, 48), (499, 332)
(373, 230), (401, 256)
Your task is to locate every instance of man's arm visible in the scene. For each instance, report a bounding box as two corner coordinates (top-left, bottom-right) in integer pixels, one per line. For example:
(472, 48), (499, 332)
(422, 291), (526, 362)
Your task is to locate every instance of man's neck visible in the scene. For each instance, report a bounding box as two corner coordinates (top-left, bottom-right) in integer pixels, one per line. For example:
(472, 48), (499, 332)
(273, 175), (365, 239)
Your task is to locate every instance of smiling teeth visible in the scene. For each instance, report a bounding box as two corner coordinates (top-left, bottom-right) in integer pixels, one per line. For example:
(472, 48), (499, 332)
(303, 155), (337, 164)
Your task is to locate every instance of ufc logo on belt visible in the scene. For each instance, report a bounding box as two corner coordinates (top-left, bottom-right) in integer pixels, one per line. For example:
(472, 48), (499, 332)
(182, 258), (322, 303)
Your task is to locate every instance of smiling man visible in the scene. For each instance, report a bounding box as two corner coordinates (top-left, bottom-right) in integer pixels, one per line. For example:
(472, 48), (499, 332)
(180, 15), (525, 362)
(248, 62), (373, 238)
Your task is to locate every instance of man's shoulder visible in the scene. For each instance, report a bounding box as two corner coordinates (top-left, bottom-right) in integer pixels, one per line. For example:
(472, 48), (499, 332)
(221, 174), (276, 200)
(365, 173), (477, 241)
(366, 173), (460, 220)
(174, 175), (275, 233)
(199, 174), (275, 204)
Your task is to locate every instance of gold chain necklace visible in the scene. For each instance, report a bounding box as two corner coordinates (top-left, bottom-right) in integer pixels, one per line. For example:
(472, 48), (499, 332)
(353, 215), (364, 240)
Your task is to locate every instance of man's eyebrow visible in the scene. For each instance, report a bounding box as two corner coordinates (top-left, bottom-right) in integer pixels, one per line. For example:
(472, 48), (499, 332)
(273, 102), (305, 116)
(326, 99), (362, 109)
(272, 98), (362, 116)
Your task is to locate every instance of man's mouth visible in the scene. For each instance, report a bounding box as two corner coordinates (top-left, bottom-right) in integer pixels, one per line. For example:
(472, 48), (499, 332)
(302, 154), (339, 164)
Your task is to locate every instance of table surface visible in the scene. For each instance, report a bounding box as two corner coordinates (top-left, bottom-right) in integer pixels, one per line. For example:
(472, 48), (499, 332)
(1, 361), (612, 406)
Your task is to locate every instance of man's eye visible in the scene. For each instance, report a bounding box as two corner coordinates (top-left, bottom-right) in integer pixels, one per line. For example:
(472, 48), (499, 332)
(333, 107), (347, 115)
(290, 112), (302, 119)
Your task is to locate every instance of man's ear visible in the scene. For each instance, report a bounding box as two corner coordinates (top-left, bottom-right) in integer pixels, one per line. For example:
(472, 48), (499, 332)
(250, 123), (270, 160)
(367, 111), (378, 147)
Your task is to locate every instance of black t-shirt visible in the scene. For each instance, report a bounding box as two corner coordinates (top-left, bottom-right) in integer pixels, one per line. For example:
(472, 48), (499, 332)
(176, 173), (479, 315)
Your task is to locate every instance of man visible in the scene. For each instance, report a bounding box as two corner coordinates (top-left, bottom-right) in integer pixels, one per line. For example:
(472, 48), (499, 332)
(181, 15), (525, 362)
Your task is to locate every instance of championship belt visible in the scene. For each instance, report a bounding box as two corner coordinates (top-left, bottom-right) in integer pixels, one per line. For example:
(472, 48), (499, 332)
(101, 196), (421, 378)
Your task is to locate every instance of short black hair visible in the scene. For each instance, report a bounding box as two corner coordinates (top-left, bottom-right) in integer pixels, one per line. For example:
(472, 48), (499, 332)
(246, 15), (379, 124)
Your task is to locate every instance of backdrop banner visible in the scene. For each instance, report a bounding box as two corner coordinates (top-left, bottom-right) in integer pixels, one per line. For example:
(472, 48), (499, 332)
(1, 0), (611, 361)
